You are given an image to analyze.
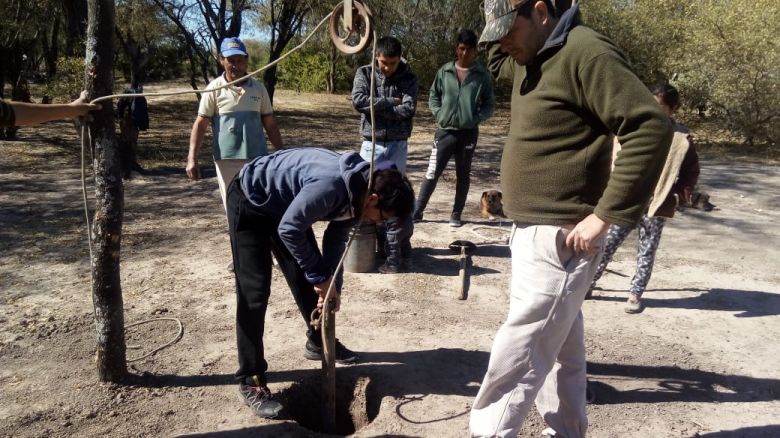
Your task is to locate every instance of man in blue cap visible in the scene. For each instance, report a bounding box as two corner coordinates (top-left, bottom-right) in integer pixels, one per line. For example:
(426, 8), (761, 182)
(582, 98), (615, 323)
(187, 36), (284, 211)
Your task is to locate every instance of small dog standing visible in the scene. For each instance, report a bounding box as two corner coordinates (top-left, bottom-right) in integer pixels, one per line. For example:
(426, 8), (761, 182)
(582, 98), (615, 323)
(480, 190), (506, 219)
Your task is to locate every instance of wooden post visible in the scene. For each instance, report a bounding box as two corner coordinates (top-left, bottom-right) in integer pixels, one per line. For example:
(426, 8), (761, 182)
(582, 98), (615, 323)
(85, 0), (127, 382)
(458, 247), (468, 300)
(321, 297), (336, 433)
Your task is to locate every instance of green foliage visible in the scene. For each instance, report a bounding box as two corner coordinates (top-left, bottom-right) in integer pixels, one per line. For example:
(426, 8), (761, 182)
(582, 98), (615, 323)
(115, 0), (187, 82)
(581, 0), (693, 84)
(244, 39), (270, 72)
(276, 45), (352, 93)
(582, 0), (778, 146)
(364, 0), (485, 89)
(44, 57), (85, 102)
(684, 0), (779, 146)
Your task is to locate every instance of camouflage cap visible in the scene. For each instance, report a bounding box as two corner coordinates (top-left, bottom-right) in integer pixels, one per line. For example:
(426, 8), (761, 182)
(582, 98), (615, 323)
(479, 0), (530, 46)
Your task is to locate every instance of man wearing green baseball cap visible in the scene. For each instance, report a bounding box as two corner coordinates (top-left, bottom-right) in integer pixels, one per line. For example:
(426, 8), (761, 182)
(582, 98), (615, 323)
(470, 1), (673, 437)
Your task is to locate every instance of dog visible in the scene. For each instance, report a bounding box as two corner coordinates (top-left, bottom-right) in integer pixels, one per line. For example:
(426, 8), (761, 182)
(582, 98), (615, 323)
(480, 190), (506, 219)
(689, 190), (716, 211)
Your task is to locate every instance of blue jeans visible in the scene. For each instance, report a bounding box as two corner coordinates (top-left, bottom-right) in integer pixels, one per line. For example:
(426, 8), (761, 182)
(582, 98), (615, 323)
(359, 139), (412, 267)
(360, 140), (408, 174)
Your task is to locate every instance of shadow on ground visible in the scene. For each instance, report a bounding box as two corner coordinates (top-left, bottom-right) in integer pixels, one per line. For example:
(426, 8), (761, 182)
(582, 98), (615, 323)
(129, 347), (779, 407)
(409, 247), (505, 276)
(696, 425), (780, 437)
(590, 288), (780, 317)
(588, 362), (780, 404)
(180, 423), (419, 438)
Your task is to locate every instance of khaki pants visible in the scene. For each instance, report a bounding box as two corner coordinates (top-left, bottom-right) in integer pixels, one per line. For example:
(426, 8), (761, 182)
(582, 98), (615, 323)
(215, 159), (249, 211)
(470, 225), (603, 438)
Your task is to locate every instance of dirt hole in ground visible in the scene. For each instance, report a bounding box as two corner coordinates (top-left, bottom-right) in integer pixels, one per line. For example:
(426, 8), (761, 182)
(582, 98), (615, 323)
(282, 374), (377, 435)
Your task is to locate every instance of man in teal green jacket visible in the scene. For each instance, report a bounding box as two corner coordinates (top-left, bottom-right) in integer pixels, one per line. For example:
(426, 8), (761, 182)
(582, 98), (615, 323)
(470, 1), (672, 437)
(412, 29), (495, 227)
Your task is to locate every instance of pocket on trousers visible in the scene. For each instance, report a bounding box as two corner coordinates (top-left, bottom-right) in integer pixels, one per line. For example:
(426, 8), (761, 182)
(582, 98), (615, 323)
(553, 227), (577, 271)
(529, 226), (576, 271)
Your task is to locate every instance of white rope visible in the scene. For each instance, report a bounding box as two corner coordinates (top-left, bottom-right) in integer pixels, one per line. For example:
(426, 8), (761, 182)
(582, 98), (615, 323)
(88, 12), (335, 105)
(79, 9), (344, 359)
(469, 224), (511, 246)
(80, 121), (93, 265)
(315, 29), (379, 324)
(81, 10), (338, 265)
(125, 317), (184, 362)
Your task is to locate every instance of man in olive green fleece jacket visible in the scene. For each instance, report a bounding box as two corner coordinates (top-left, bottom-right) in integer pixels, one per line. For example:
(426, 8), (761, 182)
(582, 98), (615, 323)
(469, 1), (672, 437)
(412, 29), (495, 227)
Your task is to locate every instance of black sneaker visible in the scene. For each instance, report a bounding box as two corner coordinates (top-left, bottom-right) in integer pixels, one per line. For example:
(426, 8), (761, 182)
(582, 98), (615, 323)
(304, 338), (358, 364)
(449, 212), (463, 227)
(238, 382), (283, 418)
(377, 262), (400, 274)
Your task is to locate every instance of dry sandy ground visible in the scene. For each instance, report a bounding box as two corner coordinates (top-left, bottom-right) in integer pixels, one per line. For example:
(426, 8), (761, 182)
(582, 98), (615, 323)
(0, 89), (778, 438)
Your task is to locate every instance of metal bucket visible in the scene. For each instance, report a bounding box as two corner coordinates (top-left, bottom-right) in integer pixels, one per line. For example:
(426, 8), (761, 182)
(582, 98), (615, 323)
(343, 223), (377, 273)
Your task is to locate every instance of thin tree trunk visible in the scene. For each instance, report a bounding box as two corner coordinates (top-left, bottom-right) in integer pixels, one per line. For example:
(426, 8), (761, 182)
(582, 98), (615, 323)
(263, 65), (279, 103)
(327, 44), (337, 94)
(42, 18), (61, 103)
(85, 0), (126, 382)
(65, 0), (89, 57)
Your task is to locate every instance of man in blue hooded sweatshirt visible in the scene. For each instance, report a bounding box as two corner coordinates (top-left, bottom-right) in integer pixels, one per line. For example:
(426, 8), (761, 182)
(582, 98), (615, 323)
(227, 147), (414, 418)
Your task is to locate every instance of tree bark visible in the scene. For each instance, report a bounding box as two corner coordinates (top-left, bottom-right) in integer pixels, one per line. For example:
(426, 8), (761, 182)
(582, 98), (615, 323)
(262, 0), (311, 103)
(326, 44), (337, 94)
(85, 0), (127, 382)
(42, 18), (62, 104)
(65, 0), (89, 57)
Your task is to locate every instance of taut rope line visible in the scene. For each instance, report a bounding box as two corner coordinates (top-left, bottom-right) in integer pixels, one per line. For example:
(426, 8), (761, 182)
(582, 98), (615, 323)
(79, 4), (377, 361)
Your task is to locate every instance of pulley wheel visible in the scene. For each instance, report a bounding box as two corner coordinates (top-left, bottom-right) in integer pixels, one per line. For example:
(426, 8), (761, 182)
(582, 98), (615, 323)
(328, 0), (374, 55)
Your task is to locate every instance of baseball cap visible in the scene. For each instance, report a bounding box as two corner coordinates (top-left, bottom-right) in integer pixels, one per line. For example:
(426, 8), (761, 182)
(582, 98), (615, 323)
(479, 0), (573, 46)
(479, 0), (529, 46)
(220, 37), (248, 57)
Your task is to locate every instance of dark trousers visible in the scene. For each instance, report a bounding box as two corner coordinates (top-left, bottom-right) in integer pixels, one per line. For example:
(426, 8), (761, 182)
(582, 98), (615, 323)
(414, 127), (479, 216)
(378, 215), (414, 265)
(226, 180), (320, 386)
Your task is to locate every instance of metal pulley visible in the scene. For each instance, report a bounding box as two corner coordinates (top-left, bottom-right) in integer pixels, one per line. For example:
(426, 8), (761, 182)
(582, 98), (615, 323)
(329, 0), (374, 54)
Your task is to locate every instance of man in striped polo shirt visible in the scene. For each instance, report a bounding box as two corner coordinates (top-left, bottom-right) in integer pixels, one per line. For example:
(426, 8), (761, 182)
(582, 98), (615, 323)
(186, 37), (284, 209)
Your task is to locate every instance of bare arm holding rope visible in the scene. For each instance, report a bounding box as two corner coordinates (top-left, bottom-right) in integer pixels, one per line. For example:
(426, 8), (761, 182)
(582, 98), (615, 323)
(1, 91), (100, 127)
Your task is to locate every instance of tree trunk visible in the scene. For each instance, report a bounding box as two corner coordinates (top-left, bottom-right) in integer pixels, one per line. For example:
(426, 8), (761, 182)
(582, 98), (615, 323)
(0, 48), (6, 99)
(4, 43), (31, 140)
(326, 45), (337, 94)
(263, 65), (279, 103)
(42, 19), (61, 104)
(65, 0), (89, 57)
(262, 0), (311, 103)
(85, 0), (127, 383)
